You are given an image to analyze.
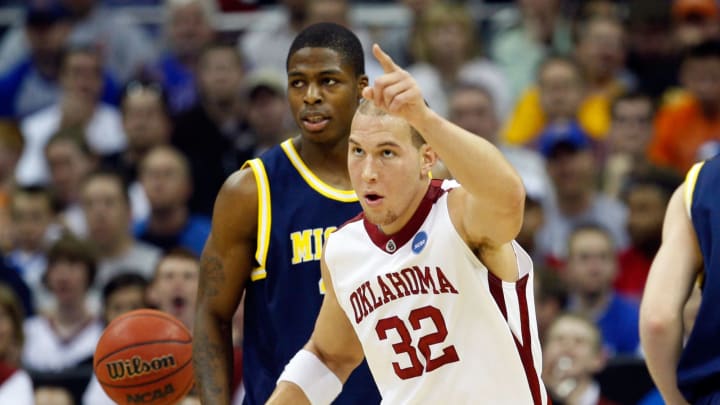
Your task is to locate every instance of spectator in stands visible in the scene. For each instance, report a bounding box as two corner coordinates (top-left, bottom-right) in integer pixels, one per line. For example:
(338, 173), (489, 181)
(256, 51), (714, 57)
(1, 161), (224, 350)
(536, 123), (627, 262)
(16, 46), (125, 186)
(447, 83), (551, 204)
(406, 2), (510, 119)
(603, 91), (658, 198)
(503, 56), (609, 148)
(80, 170), (161, 291)
(490, 0), (573, 102)
(7, 186), (59, 312)
(148, 248), (199, 330)
(239, 0), (310, 74)
(107, 80), (173, 223)
(0, 285), (33, 404)
(672, 0), (720, 49)
(543, 312), (619, 405)
(22, 234), (103, 372)
(44, 130), (98, 237)
(0, 0), (156, 85)
(241, 70), (294, 157)
(0, 121), (24, 251)
(172, 43), (250, 216)
(534, 268), (569, 344)
(650, 40), (720, 174)
(82, 272), (149, 405)
(0, 1), (73, 119)
(0, 285), (25, 366)
(625, 0), (680, 98)
(135, 146), (210, 256)
(564, 224), (640, 356)
(614, 172), (682, 300)
(575, 16), (634, 105)
(152, 0), (216, 114)
(305, 0), (381, 81)
(0, 265), (35, 320)
(370, 0), (440, 68)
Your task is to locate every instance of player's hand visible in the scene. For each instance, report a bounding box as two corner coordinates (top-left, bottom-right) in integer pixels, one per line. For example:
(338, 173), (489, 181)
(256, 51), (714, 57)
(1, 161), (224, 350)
(362, 44), (427, 124)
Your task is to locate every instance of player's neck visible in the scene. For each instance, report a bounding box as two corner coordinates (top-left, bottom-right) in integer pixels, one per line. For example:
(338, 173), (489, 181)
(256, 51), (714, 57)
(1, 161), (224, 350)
(379, 180), (430, 235)
(294, 137), (352, 189)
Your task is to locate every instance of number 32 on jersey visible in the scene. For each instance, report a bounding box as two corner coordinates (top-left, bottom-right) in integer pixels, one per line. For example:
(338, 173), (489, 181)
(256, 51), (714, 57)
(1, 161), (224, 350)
(375, 305), (460, 380)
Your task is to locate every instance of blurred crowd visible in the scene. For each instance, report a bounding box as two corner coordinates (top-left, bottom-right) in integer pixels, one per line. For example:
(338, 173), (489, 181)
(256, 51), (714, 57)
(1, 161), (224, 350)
(0, 0), (717, 404)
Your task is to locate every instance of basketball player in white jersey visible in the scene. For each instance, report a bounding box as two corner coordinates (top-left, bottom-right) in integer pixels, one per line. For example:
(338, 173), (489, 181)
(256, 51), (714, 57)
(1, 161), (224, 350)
(266, 44), (548, 405)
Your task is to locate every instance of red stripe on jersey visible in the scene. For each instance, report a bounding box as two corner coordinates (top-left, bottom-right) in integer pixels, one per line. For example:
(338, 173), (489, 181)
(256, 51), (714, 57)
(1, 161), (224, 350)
(515, 276), (544, 405)
(488, 272), (545, 405)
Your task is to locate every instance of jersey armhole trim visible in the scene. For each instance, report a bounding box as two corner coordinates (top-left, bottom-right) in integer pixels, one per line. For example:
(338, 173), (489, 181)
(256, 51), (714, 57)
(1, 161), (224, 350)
(684, 161), (705, 219)
(244, 158), (271, 281)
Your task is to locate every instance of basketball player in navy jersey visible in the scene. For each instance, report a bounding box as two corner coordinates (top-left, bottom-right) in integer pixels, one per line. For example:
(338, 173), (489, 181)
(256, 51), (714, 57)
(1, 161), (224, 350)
(641, 154), (720, 405)
(192, 23), (381, 404)
(267, 44), (547, 404)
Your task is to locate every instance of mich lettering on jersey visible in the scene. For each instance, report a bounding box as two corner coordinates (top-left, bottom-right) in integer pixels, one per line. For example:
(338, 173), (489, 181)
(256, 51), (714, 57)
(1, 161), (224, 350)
(290, 227), (337, 264)
(349, 266), (459, 324)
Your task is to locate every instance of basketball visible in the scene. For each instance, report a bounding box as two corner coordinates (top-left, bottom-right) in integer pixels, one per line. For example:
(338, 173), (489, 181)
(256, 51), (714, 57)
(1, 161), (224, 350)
(94, 309), (194, 405)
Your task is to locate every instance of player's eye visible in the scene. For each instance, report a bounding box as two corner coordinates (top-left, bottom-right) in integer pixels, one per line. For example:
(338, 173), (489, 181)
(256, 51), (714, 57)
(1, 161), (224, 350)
(382, 150), (395, 158)
(290, 80), (304, 88)
(323, 78), (337, 86)
(351, 147), (364, 156)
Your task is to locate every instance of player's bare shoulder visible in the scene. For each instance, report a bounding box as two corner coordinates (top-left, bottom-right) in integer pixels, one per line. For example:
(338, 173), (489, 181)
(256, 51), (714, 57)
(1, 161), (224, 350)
(211, 166), (259, 239)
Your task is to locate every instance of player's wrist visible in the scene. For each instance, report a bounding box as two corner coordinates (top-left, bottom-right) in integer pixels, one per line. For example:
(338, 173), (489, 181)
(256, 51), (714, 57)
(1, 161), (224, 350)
(277, 349), (343, 405)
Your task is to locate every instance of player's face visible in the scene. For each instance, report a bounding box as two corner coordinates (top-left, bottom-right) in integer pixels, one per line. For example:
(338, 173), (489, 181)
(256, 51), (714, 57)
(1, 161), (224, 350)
(348, 113), (432, 234)
(152, 257), (199, 327)
(287, 47), (367, 144)
(566, 230), (617, 295)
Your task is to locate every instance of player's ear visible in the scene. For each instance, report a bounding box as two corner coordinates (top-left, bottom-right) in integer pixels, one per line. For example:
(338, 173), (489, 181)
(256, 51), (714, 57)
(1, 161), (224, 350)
(419, 144), (437, 178)
(357, 74), (369, 95)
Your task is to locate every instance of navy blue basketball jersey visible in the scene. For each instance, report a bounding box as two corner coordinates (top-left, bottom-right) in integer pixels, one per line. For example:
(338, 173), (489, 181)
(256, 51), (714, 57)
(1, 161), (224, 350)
(241, 139), (380, 404)
(678, 155), (720, 402)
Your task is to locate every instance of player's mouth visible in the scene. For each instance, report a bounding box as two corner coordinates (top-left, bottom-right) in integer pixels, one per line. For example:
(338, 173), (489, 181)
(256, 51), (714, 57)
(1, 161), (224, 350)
(301, 114), (330, 132)
(364, 193), (384, 206)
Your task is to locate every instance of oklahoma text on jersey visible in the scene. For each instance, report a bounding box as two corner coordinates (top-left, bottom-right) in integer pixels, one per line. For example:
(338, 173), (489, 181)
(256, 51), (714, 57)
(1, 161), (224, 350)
(350, 266), (459, 324)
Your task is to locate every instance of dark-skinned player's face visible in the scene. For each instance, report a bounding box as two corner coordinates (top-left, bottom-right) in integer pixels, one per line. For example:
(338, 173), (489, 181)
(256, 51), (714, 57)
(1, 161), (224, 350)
(287, 47), (367, 143)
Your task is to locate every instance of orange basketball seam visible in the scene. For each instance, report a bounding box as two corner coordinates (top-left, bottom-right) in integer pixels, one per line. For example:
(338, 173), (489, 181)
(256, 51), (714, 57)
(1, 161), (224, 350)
(102, 311), (190, 334)
(94, 339), (192, 366)
(96, 358), (193, 388)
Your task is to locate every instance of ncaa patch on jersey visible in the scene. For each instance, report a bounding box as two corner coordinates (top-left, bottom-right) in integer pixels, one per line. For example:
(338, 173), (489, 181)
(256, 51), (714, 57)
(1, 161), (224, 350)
(412, 231), (428, 254)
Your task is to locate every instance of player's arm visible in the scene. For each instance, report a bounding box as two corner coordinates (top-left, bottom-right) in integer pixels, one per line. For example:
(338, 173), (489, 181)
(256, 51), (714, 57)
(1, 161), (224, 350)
(365, 44), (525, 280)
(193, 169), (258, 405)
(266, 255), (364, 405)
(640, 183), (700, 405)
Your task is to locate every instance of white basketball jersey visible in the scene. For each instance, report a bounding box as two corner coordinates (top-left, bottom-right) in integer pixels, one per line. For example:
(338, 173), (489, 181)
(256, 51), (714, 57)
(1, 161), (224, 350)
(325, 180), (547, 405)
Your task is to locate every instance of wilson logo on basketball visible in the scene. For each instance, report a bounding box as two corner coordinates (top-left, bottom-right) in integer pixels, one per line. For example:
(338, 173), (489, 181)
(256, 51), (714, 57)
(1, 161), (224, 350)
(106, 354), (177, 380)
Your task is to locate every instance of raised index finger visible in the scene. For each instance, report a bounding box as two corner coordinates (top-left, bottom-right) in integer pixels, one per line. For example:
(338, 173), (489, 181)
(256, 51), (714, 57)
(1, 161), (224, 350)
(372, 44), (399, 73)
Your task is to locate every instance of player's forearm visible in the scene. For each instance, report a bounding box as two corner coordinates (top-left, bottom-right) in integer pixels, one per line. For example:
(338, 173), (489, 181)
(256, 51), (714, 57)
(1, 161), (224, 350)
(193, 310), (234, 405)
(640, 315), (689, 405)
(412, 108), (525, 209)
